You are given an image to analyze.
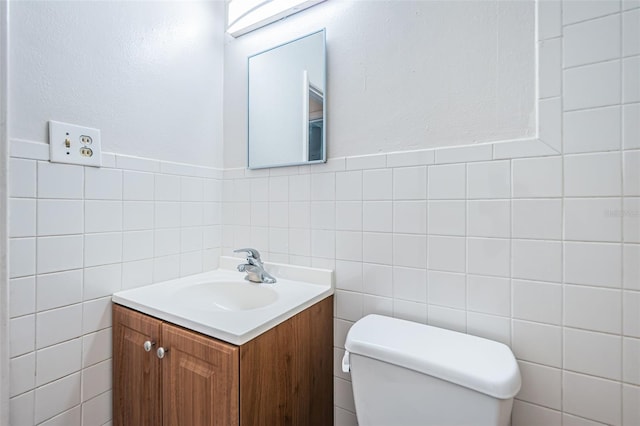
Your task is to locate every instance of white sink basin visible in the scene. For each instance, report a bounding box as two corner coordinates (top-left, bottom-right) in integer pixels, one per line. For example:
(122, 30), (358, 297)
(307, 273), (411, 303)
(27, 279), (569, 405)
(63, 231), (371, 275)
(112, 257), (334, 345)
(173, 281), (278, 311)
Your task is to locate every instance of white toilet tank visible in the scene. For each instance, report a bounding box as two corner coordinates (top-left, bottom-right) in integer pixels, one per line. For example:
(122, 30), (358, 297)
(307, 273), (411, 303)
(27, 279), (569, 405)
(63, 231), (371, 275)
(343, 315), (521, 426)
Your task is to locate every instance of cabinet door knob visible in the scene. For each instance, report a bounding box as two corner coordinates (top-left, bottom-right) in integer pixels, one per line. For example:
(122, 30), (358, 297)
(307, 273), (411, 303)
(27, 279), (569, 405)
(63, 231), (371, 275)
(143, 340), (156, 352)
(157, 347), (169, 359)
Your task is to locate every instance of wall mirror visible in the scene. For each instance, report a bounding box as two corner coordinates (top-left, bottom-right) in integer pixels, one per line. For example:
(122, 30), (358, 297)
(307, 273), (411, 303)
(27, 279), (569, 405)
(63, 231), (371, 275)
(247, 29), (326, 169)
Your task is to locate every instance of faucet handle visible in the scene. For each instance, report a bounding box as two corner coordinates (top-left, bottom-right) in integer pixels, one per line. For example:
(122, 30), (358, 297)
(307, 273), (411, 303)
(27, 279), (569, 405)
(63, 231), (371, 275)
(233, 248), (261, 260)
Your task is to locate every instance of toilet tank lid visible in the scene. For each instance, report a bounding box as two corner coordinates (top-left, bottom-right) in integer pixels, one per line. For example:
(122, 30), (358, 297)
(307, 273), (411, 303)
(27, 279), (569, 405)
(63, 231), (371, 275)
(344, 315), (521, 399)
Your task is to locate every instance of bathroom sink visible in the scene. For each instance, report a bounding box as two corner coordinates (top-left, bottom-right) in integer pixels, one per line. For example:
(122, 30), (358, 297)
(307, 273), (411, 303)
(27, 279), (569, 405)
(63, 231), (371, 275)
(172, 281), (278, 311)
(112, 256), (334, 345)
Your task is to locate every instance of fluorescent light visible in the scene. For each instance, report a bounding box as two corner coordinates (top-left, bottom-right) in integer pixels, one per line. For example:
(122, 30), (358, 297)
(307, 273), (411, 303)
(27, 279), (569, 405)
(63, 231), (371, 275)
(227, 0), (325, 37)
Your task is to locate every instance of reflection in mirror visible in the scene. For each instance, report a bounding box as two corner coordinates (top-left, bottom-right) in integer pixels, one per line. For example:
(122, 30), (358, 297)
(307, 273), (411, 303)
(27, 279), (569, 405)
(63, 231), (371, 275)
(248, 29), (326, 169)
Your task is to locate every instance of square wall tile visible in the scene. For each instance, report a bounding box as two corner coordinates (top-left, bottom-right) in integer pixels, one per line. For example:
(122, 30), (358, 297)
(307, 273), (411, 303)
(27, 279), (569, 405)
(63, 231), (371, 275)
(10, 158), (36, 198)
(85, 167), (122, 200)
(36, 304), (83, 349)
(467, 200), (510, 238)
(362, 201), (392, 233)
(335, 260), (363, 292)
(311, 173), (335, 201)
(335, 231), (362, 262)
(123, 259), (154, 289)
(467, 238), (510, 277)
(564, 152), (621, 197)
(538, 0), (561, 39)
(9, 199), (36, 237)
(512, 199), (562, 240)
(84, 232), (122, 267)
(512, 320), (562, 367)
(288, 174), (310, 201)
(467, 161), (510, 199)
(34, 373), (81, 424)
(427, 270), (466, 309)
(393, 234), (427, 268)
(517, 361), (562, 410)
(565, 285), (622, 334)
(362, 263), (393, 297)
(563, 14), (620, 68)
(82, 359), (112, 401)
(37, 269), (83, 311)
(36, 338), (82, 386)
(362, 232), (393, 265)
(427, 236), (465, 273)
(393, 201), (427, 234)
(9, 276), (35, 318)
(564, 242), (622, 288)
(512, 157), (562, 198)
(270, 176), (290, 201)
(155, 174), (181, 201)
(123, 201), (153, 231)
(84, 263), (122, 300)
(467, 275), (510, 316)
(9, 238), (35, 278)
(37, 162), (83, 199)
(37, 199), (84, 236)
(85, 200), (123, 233)
(37, 235), (83, 274)
(10, 352), (35, 397)
(428, 200), (465, 236)
(393, 266), (427, 303)
(563, 372), (621, 426)
(336, 171), (362, 201)
(10, 315), (35, 357)
(123, 171), (154, 201)
(363, 169), (392, 200)
(512, 239), (562, 282)
(428, 164), (466, 199)
(336, 201), (362, 231)
(564, 60), (621, 111)
(563, 106), (621, 154)
(564, 328), (621, 380)
(565, 198), (622, 242)
(181, 176), (204, 201)
(393, 166), (427, 200)
(466, 312), (510, 345)
(513, 279), (562, 325)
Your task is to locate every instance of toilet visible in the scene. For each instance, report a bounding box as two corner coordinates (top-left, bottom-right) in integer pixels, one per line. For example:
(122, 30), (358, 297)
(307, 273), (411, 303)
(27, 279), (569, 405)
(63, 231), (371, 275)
(342, 315), (521, 426)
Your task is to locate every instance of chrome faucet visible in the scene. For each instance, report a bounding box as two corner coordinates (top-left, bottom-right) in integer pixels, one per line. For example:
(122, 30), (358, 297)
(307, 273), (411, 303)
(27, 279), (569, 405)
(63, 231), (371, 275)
(233, 248), (277, 284)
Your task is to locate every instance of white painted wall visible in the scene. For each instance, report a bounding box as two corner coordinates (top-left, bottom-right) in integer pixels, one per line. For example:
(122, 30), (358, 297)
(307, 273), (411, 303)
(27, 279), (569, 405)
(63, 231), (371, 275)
(9, 0), (225, 168)
(224, 0), (536, 168)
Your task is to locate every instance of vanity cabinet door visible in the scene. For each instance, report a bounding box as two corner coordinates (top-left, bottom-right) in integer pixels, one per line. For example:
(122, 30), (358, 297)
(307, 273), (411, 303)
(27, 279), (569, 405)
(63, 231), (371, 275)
(113, 304), (163, 426)
(162, 323), (240, 426)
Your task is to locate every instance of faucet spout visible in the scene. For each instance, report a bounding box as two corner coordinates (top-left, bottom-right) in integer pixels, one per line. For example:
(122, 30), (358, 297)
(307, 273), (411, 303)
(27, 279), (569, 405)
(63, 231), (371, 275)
(234, 248), (277, 284)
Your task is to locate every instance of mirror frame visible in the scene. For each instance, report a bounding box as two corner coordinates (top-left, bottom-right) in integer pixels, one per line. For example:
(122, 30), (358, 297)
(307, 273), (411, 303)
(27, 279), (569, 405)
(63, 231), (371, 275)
(246, 29), (327, 169)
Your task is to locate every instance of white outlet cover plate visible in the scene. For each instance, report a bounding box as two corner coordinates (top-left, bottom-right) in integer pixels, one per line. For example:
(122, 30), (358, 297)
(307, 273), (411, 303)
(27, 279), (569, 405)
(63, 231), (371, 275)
(49, 120), (102, 167)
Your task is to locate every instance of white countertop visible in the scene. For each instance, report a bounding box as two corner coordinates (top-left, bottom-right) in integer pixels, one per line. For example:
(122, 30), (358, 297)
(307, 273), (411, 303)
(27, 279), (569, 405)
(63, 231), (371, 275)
(112, 257), (334, 345)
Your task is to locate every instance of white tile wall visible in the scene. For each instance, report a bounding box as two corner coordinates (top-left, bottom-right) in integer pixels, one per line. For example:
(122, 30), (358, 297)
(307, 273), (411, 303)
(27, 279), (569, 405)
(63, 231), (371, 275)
(8, 1), (639, 425)
(8, 147), (222, 425)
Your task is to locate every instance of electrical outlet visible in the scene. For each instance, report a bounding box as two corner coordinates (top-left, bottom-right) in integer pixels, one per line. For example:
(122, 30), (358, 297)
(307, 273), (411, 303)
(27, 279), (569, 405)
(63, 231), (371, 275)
(49, 120), (102, 167)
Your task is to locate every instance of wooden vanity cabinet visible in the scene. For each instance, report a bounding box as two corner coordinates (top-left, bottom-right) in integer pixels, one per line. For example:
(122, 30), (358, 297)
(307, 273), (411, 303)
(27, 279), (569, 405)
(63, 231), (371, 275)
(113, 295), (333, 426)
